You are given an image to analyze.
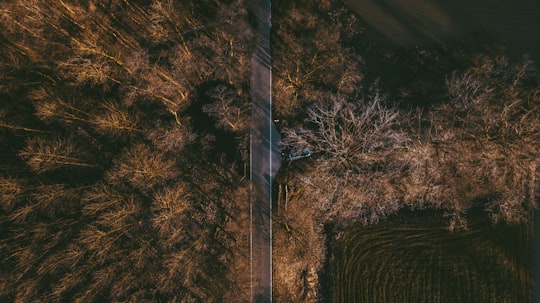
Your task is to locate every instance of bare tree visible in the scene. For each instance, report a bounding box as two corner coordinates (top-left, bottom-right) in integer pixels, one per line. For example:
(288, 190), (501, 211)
(30, 88), (94, 126)
(0, 176), (23, 212)
(203, 85), (249, 132)
(272, 1), (363, 119)
(92, 101), (140, 137)
(432, 56), (540, 224)
(145, 121), (197, 153)
(105, 144), (177, 192)
(81, 183), (127, 216)
(151, 183), (193, 241)
(18, 137), (95, 173)
(58, 57), (120, 89)
(124, 51), (190, 123)
(0, 0), (255, 301)
(283, 92), (402, 168)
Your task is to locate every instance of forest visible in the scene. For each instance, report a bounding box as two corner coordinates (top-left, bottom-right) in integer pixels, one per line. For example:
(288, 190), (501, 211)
(0, 0), (539, 302)
(271, 0), (539, 301)
(0, 0), (253, 302)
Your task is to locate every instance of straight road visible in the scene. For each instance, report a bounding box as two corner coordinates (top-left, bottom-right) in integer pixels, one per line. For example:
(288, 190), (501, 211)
(249, 0), (280, 302)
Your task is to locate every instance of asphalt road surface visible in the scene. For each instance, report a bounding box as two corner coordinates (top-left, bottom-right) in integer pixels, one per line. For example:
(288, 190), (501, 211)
(250, 0), (280, 302)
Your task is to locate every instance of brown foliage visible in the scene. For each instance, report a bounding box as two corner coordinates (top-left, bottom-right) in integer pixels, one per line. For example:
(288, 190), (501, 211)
(146, 121), (197, 153)
(92, 101), (140, 137)
(106, 144), (177, 192)
(273, 185), (325, 302)
(203, 85), (250, 132)
(0, 1), (253, 301)
(272, 1), (363, 118)
(151, 184), (193, 241)
(284, 55), (540, 231)
(283, 92), (402, 166)
(19, 137), (95, 173)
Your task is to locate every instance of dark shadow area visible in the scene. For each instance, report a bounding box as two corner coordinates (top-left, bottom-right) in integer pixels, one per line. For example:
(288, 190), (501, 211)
(255, 292), (272, 303)
(344, 0), (540, 108)
(184, 81), (243, 167)
(319, 223), (336, 303)
(344, 0), (540, 61)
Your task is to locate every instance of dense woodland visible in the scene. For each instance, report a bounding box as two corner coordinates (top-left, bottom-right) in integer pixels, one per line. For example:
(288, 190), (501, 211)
(0, 0), (539, 302)
(0, 0), (254, 302)
(272, 0), (540, 301)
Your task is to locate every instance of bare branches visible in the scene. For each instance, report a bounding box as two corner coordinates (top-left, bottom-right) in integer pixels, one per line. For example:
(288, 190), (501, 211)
(272, 1), (363, 119)
(443, 56), (540, 147)
(0, 0), (252, 301)
(58, 57), (120, 88)
(81, 184), (125, 216)
(203, 85), (249, 132)
(283, 92), (401, 167)
(151, 184), (192, 240)
(0, 176), (23, 211)
(19, 137), (94, 173)
(92, 101), (140, 137)
(146, 121), (196, 153)
(105, 144), (177, 192)
(283, 55), (539, 231)
(30, 88), (93, 125)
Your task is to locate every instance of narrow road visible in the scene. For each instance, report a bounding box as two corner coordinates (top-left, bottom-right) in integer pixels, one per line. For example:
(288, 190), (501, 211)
(250, 0), (280, 302)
